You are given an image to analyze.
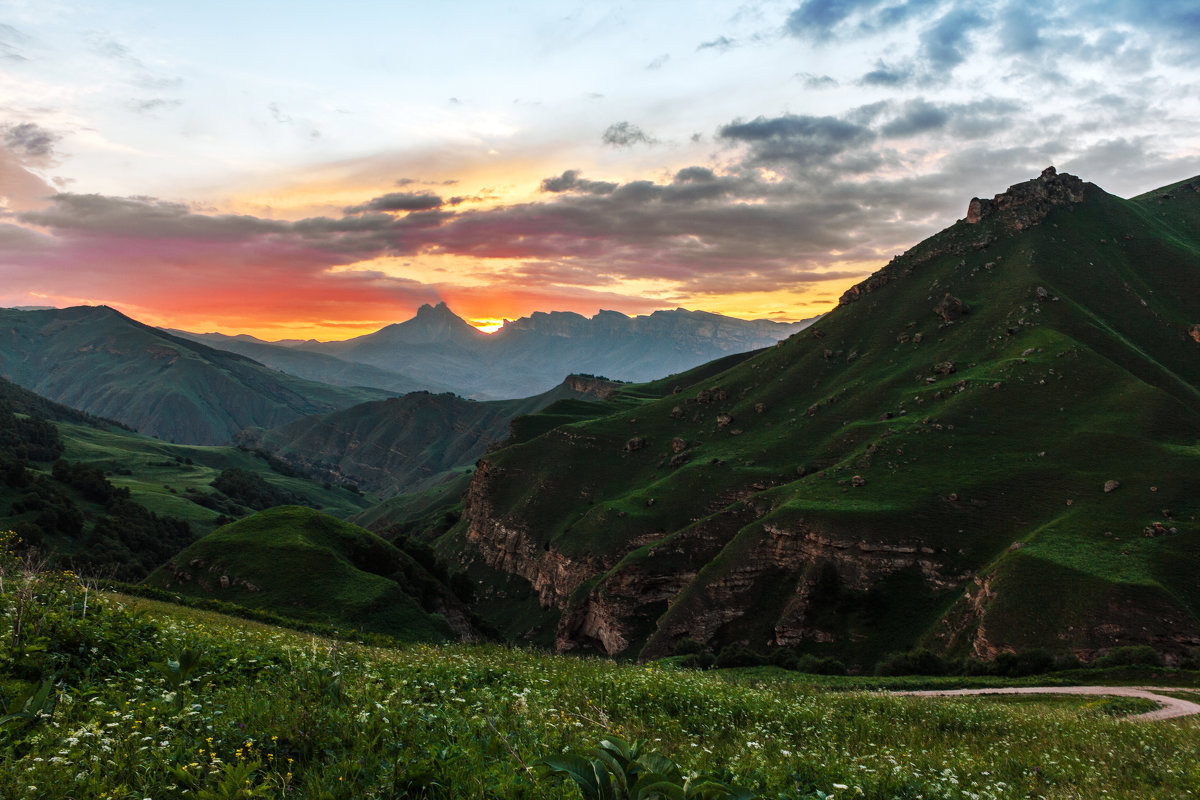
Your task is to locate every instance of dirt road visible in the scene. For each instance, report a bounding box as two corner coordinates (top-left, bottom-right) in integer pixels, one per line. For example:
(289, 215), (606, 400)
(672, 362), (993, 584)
(895, 686), (1200, 722)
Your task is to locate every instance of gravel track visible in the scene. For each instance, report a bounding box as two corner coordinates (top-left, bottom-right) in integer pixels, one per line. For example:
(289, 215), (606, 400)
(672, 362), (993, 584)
(894, 686), (1200, 721)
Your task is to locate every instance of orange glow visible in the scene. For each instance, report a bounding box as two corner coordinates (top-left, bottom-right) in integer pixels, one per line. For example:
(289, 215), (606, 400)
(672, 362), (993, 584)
(471, 318), (505, 333)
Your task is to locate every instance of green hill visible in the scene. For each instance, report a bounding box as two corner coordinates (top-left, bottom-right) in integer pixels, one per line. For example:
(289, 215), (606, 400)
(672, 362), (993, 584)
(440, 169), (1200, 667)
(145, 506), (474, 641)
(0, 375), (376, 578)
(243, 375), (623, 497)
(0, 305), (391, 445)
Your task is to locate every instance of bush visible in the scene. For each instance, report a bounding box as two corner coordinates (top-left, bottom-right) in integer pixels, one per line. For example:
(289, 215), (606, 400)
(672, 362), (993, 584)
(672, 637), (704, 656)
(795, 654), (847, 675)
(875, 648), (955, 676)
(1093, 645), (1163, 668)
(715, 644), (766, 669)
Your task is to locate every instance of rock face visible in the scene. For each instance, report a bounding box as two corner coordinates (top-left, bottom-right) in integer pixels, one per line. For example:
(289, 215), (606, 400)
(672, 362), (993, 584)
(965, 166), (1086, 229)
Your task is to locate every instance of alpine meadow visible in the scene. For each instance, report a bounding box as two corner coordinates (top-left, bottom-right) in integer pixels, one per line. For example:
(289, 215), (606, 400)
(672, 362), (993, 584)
(3, 1), (1200, 798)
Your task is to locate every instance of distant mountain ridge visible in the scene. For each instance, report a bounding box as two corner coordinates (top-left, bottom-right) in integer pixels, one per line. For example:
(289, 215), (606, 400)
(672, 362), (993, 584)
(184, 303), (816, 399)
(240, 374), (624, 497)
(0, 306), (391, 445)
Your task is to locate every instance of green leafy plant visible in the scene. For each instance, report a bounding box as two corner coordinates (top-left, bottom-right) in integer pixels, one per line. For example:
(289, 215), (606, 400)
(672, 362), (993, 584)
(538, 736), (755, 800)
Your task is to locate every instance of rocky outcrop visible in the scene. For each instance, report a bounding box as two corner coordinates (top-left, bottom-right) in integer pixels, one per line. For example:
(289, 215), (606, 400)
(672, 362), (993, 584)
(965, 167), (1086, 230)
(462, 458), (602, 607)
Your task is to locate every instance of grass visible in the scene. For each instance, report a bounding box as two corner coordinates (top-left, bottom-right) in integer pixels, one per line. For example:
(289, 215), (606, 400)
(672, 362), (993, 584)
(143, 507), (459, 642)
(2, 556), (1199, 799)
(55, 421), (375, 536)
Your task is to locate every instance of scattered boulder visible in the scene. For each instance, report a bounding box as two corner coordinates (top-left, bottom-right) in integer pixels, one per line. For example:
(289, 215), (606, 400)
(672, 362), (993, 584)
(1036, 286), (1049, 300)
(934, 360), (956, 375)
(623, 437), (647, 453)
(669, 405), (684, 419)
(1189, 324), (1200, 344)
(850, 475), (866, 487)
(716, 413), (733, 429)
(934, 293), (968, 322)
(671, 436), (687, 453)
(1103, 480), (1120, 493)
(754, 402), (765, 414)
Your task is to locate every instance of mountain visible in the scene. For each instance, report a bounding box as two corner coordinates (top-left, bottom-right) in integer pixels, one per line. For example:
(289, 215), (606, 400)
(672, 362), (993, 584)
(264, 302), (812, 399)
(239, 374), (624, 497)
(167, 330), (450, 395)
(145, 506), (477, 642)
(0, 306), (392, 445)
(437, 168), (1200, 667)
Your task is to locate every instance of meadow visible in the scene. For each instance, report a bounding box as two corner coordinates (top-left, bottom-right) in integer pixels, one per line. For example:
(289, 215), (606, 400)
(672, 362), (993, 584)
(2, 542), (1199, 799)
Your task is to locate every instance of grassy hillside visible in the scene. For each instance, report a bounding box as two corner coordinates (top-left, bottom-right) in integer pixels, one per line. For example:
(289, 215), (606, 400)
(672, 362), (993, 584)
(144, 506), (469, 641)
(245, 375), (623, 497)
(441, 171), (1200, 666)
(56, 421), (374, 528)
(1, 560), (1197, 799)
(0, 305), (391, 445)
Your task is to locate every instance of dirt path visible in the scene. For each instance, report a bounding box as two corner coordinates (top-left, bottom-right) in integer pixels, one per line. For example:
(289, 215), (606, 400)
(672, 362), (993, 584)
(894, 686), (1200, 722)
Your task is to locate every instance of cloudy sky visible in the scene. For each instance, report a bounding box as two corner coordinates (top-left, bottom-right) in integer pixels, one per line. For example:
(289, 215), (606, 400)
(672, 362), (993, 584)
(1, 0), (1198, 338)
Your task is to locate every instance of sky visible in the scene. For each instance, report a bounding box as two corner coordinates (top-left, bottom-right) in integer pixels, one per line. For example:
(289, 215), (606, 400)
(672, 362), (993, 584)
(1, 1), (1199, 339)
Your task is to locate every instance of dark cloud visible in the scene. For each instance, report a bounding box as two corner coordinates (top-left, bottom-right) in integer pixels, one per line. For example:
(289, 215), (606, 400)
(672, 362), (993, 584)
(602, 122), (657, 148)
(1, 122), (59, 161)
(784, 0), (884, 41)
(880, 99), (949, 137)
(858, 60), (913, 86)
(19, 194), (288, 239)
(539, 170), (619, 194)
(697, 36), (736, 51)
(919, 7), (986, 70)
(718, 114), (876, 172)
(343, 192), (444, 214)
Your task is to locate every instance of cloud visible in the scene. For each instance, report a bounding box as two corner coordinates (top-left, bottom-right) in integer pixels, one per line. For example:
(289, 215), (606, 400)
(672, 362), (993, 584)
(646, 53), (670, 70)
(539, 170), (618, 194)
(601, 122), (657, 147)
(344, 192), (444, 214)
(698, 36), (736, 51)
(784, 0), (882, 41)
(717, 113), (876, 172)
(0, 23), (29, 61)
(130, 98), (184, 114)
(919, 7), (986, 70)
(797, 72), (839, 88)
(858, 60), (913, 86)
(880, 98), (950, 137)
(1, 122), (59, 161)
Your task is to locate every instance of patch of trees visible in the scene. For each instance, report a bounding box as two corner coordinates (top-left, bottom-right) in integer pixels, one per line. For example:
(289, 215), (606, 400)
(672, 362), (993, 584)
(210, 468), (310, 512)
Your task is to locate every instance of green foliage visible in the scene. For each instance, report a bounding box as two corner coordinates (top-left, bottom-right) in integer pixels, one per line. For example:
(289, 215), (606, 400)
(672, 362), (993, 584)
(538, 736), (755, 800)
(1094, 645), (1164, 669)
(0, 553), (1198, 799)
(211, 467), (312, 512)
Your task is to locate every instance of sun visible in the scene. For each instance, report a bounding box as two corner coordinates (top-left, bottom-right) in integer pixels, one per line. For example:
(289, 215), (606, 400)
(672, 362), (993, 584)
(471, 318), (505, 334)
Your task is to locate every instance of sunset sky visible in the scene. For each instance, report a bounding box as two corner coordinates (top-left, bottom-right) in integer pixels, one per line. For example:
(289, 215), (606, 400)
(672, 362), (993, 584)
(2, 1), (1199, 338)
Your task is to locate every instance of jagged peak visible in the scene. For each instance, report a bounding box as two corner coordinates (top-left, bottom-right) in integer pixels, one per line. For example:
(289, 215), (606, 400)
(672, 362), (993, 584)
(965, 166), (1087, 229)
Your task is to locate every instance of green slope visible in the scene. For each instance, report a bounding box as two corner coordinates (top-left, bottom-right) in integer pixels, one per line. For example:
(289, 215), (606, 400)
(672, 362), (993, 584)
(442, 171), (1200, 666)
(245, 375), (622, 497)
(0, 305), (391, 445)
(145, 506), (469, 641)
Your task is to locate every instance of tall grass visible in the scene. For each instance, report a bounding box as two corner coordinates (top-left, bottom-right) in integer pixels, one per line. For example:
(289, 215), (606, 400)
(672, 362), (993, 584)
(1, 536), (1197, 798)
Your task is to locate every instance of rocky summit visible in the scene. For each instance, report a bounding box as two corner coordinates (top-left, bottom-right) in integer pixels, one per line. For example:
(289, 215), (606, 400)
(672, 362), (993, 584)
(436, 170), (1200, 669)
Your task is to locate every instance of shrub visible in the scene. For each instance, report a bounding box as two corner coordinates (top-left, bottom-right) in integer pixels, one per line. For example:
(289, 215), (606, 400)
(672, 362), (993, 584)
(1093, 645), (1163, 668)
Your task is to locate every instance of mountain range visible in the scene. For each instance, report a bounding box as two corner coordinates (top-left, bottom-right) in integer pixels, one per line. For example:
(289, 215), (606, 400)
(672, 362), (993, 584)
(433, 168), (1200, 666)
(0, 306), (391, 445)
(178, 304), (814, 400)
